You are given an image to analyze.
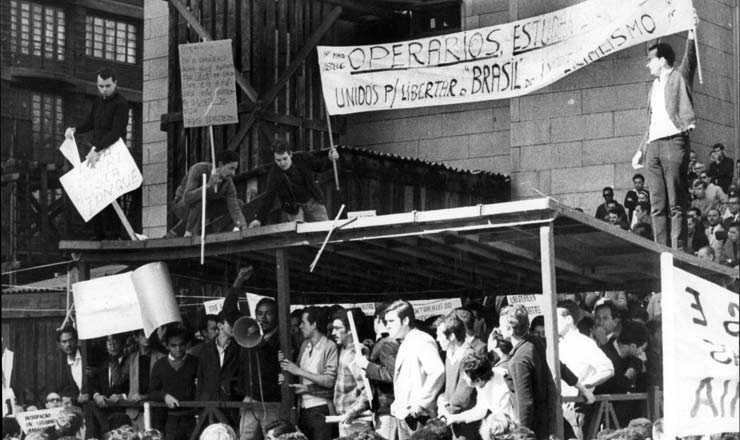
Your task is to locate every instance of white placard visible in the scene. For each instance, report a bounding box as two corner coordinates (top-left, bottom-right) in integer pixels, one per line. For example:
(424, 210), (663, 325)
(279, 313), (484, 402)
(204, 298), (226, 315)
(661, 254), (739, 437)
(288, 298), (462, 321)
(179, 39), (239, 128)
(59, 138), (143, 222)
(59, 138), (81, 168)
(318, 0), (693, 114)
(73, 262), (182, 339)
(16, 408), (64, 434)
(507, 294), (544, 317)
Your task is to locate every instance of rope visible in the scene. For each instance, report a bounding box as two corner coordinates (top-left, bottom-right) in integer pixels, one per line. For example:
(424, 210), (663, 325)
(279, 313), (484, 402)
(1, 259), (75, 276)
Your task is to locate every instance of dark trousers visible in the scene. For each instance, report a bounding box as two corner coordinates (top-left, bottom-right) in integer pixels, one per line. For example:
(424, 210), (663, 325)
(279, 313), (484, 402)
(646, 134), (689, 249)
(299, 404), (333, 440)
(164, 413), (195, 440)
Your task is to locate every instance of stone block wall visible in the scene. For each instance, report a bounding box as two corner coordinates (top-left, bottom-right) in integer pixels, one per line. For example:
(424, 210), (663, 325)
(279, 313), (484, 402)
(141, 0), (169, 238)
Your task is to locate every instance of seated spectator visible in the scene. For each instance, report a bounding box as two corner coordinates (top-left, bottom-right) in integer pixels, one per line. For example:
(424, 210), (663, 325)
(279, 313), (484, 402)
(595, 187), (627, 222)
(687, 206), (703, 223)
(171, 150), (246, 237)
(708, 142), (734, 193)
(632, 222), (653, 240)
(699, 171), (729, 208)
(686, 215), (709, 255)
(719, 222), (739, 267)
(691, 180), (716, 217)
(705, 208), (726, 257)
(149, 326), (198, 440)
(630, 201), (651, 231)
(606, 208), (627, 229)
(624, 174), (647, 222)
(264, 420), (297, 440)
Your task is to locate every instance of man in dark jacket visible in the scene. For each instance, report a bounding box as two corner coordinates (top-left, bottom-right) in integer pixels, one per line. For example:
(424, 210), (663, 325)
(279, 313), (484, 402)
(499, 305), (558, 440)
(248, 140), (338, 228)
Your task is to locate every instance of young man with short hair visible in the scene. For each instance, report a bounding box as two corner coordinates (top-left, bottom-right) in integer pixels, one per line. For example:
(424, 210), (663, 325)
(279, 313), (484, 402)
(595, 187), (627, 222)
(708, 143), (734, 192)
(280, 306), (338, 440)
(498, 305), (558, 439)
(57, 326), (87, 403)
(127, 329), (166, 431)
(592, 300), (622, 347)
(624, 174), (648, 222)
(149, 327), (199, 440)
(172, 150), (247, 236)
(386, 300), (445, 440)
(249, 139), (339, 227)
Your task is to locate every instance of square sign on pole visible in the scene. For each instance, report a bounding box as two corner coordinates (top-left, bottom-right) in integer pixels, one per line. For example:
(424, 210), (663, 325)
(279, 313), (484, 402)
(179, 39), (239, 128)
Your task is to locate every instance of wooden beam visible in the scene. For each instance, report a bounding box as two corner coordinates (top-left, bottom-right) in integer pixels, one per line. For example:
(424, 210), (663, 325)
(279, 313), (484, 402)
(168, 0), (259, 103)
(317, 0), (393, 18)
(275, 249), (294, 419)
(227, 7), (343, 151)
(539, 225), (563, 440)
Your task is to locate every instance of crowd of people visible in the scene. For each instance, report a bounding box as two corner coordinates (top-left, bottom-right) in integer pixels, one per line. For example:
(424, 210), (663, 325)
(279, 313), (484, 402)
(7, 265), (731, 440)
(595, 143), (739, 268)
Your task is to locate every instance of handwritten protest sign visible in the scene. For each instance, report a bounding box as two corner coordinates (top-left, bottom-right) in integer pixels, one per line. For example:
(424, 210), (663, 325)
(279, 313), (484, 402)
(59, 138), (142, 222)
(73, 262), (181, 339)
(16, 408), (64, 434)
(179, 39), (238, 128)
(318, 0), (693, 114)
(507, 294), (544, 317)
(661, 254), (739, 437)
(204, 298), (226, 315)
(288, 298), (461, 321)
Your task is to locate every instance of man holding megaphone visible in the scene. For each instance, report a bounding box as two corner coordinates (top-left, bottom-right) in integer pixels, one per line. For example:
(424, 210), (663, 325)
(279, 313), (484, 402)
(221, 267), (283, 440)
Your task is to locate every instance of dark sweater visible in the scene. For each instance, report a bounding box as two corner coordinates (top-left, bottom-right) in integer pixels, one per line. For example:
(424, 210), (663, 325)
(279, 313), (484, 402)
(149, 355), (198, 403)
(76, 91), (129, 151)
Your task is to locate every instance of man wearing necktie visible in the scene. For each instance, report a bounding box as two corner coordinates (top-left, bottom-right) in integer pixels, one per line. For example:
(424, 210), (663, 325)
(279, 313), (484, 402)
(91, 334), (130, 434)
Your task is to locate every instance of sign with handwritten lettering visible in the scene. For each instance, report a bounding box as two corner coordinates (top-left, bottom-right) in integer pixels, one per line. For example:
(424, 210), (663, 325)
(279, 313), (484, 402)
(16, 408), (64, 433)
(661, 257), (739, 437)
(507, 295), (544, 317)
(59, 138), (142, 222)
(179, 39), (239, 127)
(318, 0), (693, 114)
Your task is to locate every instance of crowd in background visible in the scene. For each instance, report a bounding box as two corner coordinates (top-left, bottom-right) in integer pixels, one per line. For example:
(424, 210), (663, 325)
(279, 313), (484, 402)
(6, 264), (738, 440)
(594, 143), (739, 268)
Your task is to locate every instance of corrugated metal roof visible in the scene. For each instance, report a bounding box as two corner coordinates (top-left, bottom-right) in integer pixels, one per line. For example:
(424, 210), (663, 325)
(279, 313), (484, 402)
(1, 264), (129, 294)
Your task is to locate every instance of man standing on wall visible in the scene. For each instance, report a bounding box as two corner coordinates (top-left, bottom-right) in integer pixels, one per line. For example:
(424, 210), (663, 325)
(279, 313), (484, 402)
(65, 68), (130, 240)
(632, 20), (698, 250)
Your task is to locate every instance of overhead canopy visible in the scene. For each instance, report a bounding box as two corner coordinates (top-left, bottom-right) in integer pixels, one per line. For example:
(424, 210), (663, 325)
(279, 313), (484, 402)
(59, 199), (736, 302)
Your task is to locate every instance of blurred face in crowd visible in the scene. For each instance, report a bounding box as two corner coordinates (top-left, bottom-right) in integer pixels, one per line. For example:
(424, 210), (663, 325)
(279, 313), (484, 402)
(217, 161), (238, 180)
(728, 226), (739, 243)
(167, 335), (187, 360)
(273, 152), (293, 171)
(602, 189), (614, 203)
(728, 197), (740, 215)
(699, 172), (712, 185)
(106, 335), (123, 358)
(204, 319), (219, 342)
(499, 318), (514, 340)
(693, 183), (705, 198)
(634, 205), (648, 222)
(137, 331), (151, 350)
(299, 312), (317, 339)
(633, 177), (644, 191)
(59, 331), (78, 357)
(697, 246), (715, 261)
(687, 216), (698, 233)
(556, 309), (572, 337)
(689, 151), (697, 164)
(97, 75), (117, 98)
(218, 320), (233, 339)
(45, 393), (62, 409)
(435, 322), (451, 351)
(607, 212), (620, 225)
(256, 302), (278, 333)
(694, 163), (706, 174)
(594, 305), (619, 335)
(646, 48), (666, 77)
(330, 319), (351, 347)
(62, 396), (74, 407)
(637, 192), (649, 203)
(706, 209), (721, 226)
(713, 146), (725, 161)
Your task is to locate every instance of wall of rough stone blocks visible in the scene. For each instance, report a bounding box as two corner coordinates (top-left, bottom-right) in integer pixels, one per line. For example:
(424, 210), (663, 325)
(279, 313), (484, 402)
(343, 0), (739, 215)
(141, 0), (169, 238)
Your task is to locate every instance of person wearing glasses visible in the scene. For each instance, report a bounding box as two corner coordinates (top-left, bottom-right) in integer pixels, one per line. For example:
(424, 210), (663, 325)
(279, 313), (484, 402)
(44, 392), (63, 409)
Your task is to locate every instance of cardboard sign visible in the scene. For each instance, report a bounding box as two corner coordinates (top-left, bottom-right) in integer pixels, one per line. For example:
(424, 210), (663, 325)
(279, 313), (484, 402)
(73, 262), (182, 339)
(318, 0), (693, 114)
(661, 254), (739, 437)
(288, 298), (461, 321)
(507, 294), (544, 317)
(204, 298), (226, 315)
(179, 39), (239, 128)
(16, 407), (64, 434)
(59, 138), (143, 222)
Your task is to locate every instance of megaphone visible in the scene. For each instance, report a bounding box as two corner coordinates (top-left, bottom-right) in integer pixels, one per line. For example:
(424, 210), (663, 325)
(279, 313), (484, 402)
(233, 317), (263, 348)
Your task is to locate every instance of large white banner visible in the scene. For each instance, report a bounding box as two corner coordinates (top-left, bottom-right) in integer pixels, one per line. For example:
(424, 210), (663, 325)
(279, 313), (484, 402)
(661, 254), (739, 437)
(73, 262), (181, 339)
(318, 0), (693, 114)
(59, 138), (143, 222)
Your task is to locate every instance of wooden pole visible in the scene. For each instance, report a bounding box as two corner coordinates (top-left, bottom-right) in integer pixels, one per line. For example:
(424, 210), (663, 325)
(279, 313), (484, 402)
(111, 200), (137, 240)
(201, 174), (207, 265)
(325, 108), (340, 191)
(539, 225), (563, 440)
(693, 27), (703, 84)
(275, 249), (295, 420)
(310, 204), (345, 272)
(347, 311), (373, 404)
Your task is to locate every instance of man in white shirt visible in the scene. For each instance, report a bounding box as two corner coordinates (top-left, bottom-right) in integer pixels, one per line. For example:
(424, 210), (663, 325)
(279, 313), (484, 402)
(632, 21), (698, 250)
(57, 326), (88, 403)
(385, 300), (445, 440)
(557, 301), (615, 440)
